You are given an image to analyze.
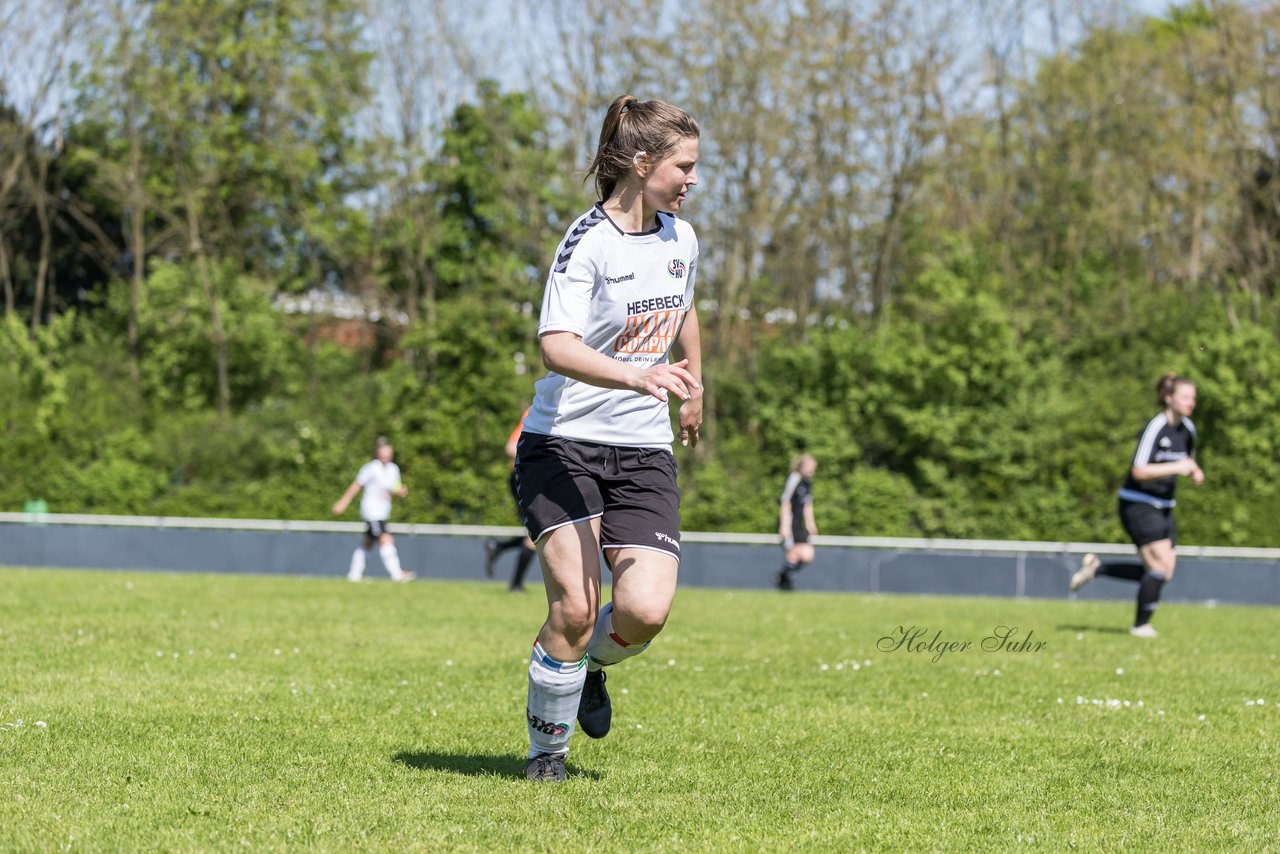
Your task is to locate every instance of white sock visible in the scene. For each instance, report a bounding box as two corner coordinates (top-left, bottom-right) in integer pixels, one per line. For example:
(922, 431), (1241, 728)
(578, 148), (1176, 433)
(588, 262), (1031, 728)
(347, 547), (367, 581)
(526, 640), (586, 758)
(378, 542), (404, 580)
(585, 602), (650, 671)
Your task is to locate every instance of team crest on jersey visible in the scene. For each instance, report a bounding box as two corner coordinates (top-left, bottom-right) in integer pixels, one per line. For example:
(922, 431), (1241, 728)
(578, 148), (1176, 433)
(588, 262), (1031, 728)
(667, 258), (686, 278)
(1159, 437), (1172, 448)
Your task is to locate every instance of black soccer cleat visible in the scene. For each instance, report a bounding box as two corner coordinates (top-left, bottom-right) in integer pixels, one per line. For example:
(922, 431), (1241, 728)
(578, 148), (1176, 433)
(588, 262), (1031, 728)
(774, 572), (794, 591)
(577, 668), (612, 739)
(525, 752), (567, 783)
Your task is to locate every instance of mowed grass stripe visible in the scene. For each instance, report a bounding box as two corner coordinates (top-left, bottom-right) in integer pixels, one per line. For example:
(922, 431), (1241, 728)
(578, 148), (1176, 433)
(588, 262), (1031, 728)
(1, 567), (1276, 851)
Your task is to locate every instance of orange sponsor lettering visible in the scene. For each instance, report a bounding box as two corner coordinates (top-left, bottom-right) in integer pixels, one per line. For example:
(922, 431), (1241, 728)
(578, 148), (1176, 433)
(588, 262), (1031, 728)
(614, 309), (684, 355)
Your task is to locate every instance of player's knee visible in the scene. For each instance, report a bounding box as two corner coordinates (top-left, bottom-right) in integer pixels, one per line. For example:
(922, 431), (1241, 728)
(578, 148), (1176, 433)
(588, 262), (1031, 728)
(615, 603), (670, 641)
(550, 600), (597, 643)
(1142, 548), (1175, 578)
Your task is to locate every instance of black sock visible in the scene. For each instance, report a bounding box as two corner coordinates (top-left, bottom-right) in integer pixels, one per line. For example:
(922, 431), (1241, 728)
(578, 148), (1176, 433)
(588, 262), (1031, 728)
(1097, 561), (1145, 582)
(511, 546), (536, 588)
(1135, 572), (1166, 626)
(779, 561), (799, 580)
(495, 536), (525, 556)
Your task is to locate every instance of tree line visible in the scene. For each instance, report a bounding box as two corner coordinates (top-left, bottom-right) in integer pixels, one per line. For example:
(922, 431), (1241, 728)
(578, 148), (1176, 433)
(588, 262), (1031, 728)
(1, 0), (1277, 546)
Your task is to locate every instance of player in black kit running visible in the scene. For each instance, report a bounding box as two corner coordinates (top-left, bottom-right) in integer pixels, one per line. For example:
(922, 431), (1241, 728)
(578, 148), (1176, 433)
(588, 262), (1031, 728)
(775, 454), (818, 590)
(1071, 373), (1205, 637)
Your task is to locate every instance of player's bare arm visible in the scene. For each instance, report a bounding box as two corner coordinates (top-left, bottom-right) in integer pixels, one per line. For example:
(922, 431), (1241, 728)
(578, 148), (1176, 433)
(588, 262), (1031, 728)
(540, 331), (700, 403)
(332, 481), (361, 516)
(673, 305), (703, 447)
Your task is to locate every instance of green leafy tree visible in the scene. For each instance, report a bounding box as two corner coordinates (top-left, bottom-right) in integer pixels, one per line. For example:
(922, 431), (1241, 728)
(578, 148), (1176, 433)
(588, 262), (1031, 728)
(1184, 320), (1280, 545)
(72, 0), (372, 412)
(364, 83), (579, 522)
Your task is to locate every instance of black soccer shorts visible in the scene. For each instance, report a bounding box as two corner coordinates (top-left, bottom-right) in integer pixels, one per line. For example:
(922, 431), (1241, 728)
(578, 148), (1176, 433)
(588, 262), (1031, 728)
(1118, 499), (1177, 548)
(514, 432), (682, 560)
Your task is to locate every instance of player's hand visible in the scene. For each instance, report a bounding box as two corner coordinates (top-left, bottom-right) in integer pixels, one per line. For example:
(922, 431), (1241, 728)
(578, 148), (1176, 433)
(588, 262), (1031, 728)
(631, 359), (699, 403)
(396, 484), (409, 497)
(1189, 462), (1205, 485)
(678, 392), (703, 447)
(331, 502), (344, 516)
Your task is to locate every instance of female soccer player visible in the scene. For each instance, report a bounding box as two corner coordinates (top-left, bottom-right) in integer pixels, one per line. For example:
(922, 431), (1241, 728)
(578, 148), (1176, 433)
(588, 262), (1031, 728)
(1071, 373), (1204, 636)
(775, 454), (818, 591)
(331, 436), (415, 583)
(516, 94), (703, 783)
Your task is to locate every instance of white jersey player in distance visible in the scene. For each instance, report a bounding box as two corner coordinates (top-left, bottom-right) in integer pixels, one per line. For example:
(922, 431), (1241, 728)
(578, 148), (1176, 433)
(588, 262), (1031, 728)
(331, 436), (415, 583)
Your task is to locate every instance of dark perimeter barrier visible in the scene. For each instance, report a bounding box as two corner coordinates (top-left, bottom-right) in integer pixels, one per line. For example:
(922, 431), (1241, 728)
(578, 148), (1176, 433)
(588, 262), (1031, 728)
(1, 513), (1277, 606)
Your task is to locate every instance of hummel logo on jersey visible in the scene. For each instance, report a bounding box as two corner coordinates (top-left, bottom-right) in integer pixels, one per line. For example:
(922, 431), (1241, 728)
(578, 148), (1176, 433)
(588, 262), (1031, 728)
(654, 531), (679, 550)
(605, 272), (636, 285)
(667, 258), (686, 278)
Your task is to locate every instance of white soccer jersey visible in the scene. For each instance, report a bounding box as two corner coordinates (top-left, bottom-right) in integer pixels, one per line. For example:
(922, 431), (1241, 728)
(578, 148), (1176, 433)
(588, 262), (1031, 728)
(356, 460), (401, 521)
(523, 205), (699, 447)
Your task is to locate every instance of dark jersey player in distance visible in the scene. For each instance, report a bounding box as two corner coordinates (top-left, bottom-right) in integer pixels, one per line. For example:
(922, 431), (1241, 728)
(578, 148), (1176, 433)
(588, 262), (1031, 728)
(775, 454), (818, 591)
(1071, 373), (1204, 637)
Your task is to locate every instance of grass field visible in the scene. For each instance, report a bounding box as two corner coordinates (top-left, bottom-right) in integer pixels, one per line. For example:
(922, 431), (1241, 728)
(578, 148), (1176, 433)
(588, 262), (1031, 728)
(1, 567), (1276, 852)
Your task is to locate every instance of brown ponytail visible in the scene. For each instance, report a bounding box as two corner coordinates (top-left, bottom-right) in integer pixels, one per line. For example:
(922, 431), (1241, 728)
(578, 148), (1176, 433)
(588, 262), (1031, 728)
(586, 94), (701, 200)
(1155, 372), (1193, 407)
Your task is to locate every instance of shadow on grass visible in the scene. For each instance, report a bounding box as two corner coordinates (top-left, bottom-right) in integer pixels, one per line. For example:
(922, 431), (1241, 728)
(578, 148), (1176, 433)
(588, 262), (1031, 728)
(1056, 623), (1132, 635)
(392, 750), (601, 780)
